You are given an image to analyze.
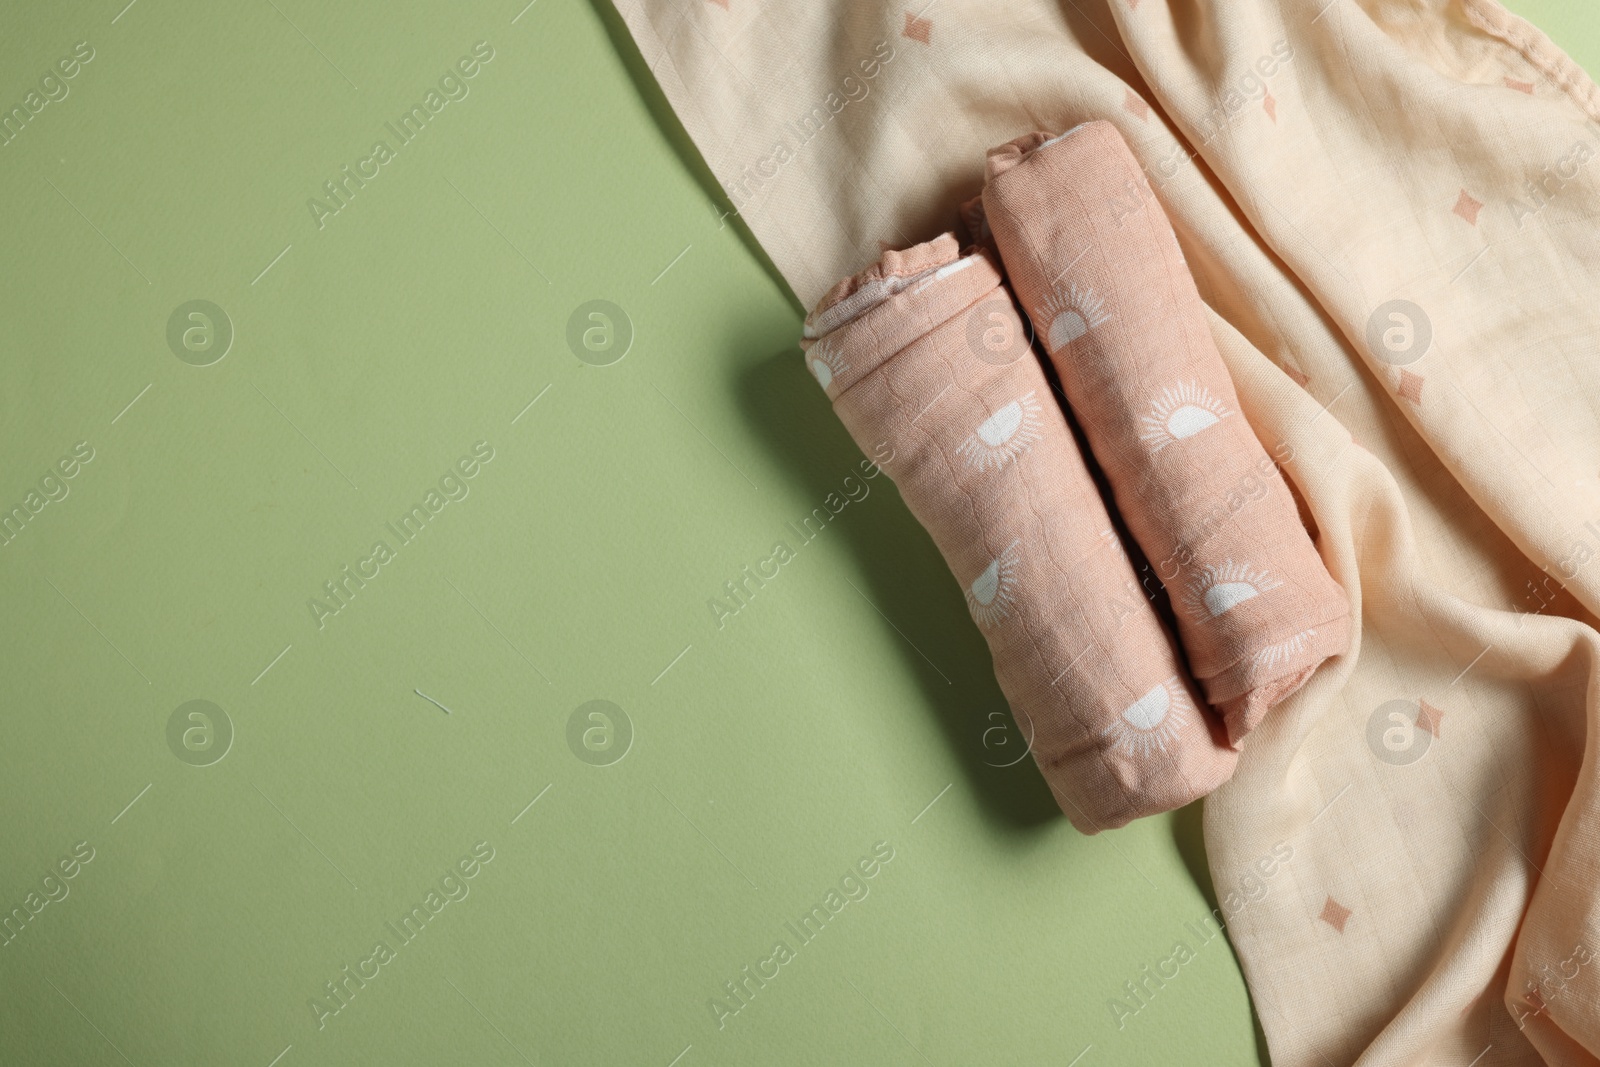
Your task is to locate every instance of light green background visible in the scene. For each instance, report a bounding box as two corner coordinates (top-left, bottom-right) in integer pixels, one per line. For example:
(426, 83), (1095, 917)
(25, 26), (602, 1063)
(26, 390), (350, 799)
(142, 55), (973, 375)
(0, 2), (1591, 1064)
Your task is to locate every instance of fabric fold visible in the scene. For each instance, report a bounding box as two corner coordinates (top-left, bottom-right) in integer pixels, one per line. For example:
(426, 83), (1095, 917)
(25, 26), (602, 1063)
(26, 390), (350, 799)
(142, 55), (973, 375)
(615, 0), (1600, 1059)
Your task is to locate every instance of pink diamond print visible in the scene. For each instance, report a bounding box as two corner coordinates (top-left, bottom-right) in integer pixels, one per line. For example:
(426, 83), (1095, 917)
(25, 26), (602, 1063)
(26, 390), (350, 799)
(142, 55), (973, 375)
(1320, 896), (1352, 933)
(1123, 88), (1150, 121)
(1415, 699), (1445, 737)
(1453, 189), (1483, 225)
(1398, 369), (1424, 405)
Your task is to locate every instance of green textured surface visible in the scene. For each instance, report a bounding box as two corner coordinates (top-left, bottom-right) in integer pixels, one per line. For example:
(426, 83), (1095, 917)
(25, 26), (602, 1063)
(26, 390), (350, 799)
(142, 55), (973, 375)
(0, 1), (1588, 1064)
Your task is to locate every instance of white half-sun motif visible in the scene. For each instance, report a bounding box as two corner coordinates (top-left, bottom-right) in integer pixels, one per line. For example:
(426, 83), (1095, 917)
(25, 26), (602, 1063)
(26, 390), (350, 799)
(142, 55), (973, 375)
(806, 339), (848, 392)
(1180, 561), (1281, 623)
(1103, 676), (1192, 757)
(955, 392), (1044, 472)
(1034, 281), (1110, 351)
(1251, 628), (1318, 671)
(1099, 527), (1129, 563)
(1138, 381), (1232, 452)
(965, 540), (1021, 629)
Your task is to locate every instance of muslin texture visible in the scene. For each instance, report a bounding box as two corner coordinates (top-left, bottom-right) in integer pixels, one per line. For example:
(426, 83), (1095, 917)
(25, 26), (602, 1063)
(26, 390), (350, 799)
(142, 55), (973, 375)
(982, 121), (1352, 742)
(803, 234), (1237, 831)
(616, 0), (1600, 1061)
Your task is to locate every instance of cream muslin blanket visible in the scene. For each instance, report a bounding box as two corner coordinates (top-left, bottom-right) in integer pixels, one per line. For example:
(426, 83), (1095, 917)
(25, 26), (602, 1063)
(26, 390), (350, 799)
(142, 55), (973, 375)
(613, 0), (1600, 1062)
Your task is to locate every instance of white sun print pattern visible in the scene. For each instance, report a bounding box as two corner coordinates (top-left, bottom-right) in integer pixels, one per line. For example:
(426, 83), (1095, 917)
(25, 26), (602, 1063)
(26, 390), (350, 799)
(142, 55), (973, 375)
(955, 392), (1044, 472)
(965, 540), (1021, 629)
(1138, 381), (1232, 452)
(806, 337), (848, 393)
(1251, 628), (1318, 671)
(1181, 561), (1282, 623)
(1103, 676), (1192, 758)
(1037, 281), (1110, 352)
(1099, 527), (1129, 564)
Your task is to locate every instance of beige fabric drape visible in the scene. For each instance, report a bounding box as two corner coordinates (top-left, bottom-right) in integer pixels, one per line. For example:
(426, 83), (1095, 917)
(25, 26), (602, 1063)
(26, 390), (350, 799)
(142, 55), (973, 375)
(613, 0), (1600, 1061)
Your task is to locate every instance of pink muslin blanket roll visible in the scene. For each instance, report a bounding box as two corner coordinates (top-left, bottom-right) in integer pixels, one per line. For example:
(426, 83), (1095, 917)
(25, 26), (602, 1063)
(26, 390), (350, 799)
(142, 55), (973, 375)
(802, 233), (1236, 832)
(981, 121), (1351, 743)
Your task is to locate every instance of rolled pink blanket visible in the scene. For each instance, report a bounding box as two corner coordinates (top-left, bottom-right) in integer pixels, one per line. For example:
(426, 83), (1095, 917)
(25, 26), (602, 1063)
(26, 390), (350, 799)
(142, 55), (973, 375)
(981, 121), (1351, 743)
(802, 233), (1236, 832)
